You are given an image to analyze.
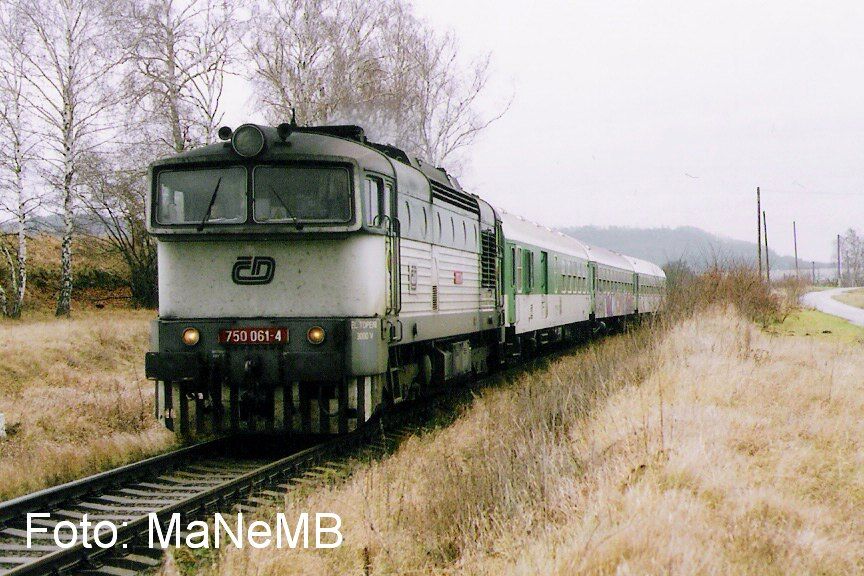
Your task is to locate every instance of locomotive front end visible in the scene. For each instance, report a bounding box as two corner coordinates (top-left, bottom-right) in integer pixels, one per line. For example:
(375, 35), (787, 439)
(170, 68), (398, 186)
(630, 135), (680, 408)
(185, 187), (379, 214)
(145, 124), (394, 439)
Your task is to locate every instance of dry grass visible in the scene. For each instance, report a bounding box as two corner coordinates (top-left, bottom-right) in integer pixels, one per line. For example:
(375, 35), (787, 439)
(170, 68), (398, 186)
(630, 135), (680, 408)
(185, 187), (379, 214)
(196, 268), (864, 575)
(833, 288), (864, 310)
(0, 310), (174, 501)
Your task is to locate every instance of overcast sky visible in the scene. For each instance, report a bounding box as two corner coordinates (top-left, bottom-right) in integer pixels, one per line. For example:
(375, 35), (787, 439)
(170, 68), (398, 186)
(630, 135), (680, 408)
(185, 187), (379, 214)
(227, 0), (864, 262)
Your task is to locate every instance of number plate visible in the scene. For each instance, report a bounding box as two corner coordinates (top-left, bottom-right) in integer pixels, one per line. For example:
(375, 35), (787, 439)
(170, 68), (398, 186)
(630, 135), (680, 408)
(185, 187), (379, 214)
(218, 327), (288, 345)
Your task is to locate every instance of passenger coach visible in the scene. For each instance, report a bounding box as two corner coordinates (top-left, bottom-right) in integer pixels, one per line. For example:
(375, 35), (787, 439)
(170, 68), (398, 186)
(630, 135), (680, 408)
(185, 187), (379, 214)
(145, 123), (665, 439)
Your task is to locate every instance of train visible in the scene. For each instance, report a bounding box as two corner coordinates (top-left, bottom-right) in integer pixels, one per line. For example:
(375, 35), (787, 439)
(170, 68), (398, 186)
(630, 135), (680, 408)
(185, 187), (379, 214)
(144, 122), (666, 438)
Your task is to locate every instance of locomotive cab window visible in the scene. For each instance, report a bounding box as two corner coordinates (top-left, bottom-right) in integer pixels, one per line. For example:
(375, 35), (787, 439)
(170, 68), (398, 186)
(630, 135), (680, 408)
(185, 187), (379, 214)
(253, 165), (351, 223)
(157, 167), (247, 225)
(364, 177), (383, 226)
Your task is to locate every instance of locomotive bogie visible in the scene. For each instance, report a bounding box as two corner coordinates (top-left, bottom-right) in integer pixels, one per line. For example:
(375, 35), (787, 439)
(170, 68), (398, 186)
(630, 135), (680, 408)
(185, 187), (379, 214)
(154, 374), (383, 438)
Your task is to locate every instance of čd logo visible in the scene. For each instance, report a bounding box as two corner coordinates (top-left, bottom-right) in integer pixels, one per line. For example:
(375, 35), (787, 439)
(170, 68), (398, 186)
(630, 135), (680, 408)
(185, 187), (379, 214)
(232, 256), (275, 285)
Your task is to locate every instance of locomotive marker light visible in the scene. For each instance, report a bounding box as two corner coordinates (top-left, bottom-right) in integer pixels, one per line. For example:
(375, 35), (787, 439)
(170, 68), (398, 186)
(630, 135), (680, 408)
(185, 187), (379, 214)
(231, 124), (265, 157)
(217, 126), (233, 141)
(182, 327), (200, 346)
(307, 326), (326, 345)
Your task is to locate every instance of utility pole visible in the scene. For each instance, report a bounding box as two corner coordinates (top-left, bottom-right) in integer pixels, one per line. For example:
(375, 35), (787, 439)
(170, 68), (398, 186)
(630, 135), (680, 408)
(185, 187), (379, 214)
(837, 234), (842, 287)
(793, 221), (799, 280)
(756, 187), (762, 279)
(812, 261), (816, 284)
(763, 210), (770, 283)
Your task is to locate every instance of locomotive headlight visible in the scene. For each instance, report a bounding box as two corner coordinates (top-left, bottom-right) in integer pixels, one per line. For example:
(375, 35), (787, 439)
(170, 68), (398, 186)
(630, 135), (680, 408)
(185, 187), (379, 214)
(182, 328), (200, 347)
(307, 326), (326, 345)
(231, 124), (265, 157)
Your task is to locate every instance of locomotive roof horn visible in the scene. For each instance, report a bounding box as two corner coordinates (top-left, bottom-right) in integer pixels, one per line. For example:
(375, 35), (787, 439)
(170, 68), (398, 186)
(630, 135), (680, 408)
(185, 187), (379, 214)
(277, 122), (293, 141)
(277, 108), (298, 141)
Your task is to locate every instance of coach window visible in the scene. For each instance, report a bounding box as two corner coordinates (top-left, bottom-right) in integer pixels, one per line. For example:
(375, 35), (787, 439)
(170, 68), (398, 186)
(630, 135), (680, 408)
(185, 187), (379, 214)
(365, 177), (383, 226)
(511, 246), (517, 287)
(516, 248), (523, 293)
(525, 250), (534, 292)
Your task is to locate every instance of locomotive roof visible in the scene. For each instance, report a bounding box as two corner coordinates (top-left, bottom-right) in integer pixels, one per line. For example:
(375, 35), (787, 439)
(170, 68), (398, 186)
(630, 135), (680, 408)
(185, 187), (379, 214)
(151, 124), (467, 194)
(149, 123), (497, 225)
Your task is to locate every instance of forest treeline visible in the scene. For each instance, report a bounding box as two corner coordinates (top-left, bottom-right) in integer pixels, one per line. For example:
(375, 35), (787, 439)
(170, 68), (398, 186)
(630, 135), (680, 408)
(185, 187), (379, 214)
(0, 0), (503, 317)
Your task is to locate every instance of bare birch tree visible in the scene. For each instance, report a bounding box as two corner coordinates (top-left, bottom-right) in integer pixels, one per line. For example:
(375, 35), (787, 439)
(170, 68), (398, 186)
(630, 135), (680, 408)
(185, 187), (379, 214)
(247, 0), (506, 169)
(79, 151), (157, 307)
(16, 0), (124, 316)
(247, 0), (344, 125)
(398, 30), (505, 167)
(121, 0), (238, 152)
(0, 7), (37, 318)
(838, 228), (864, 286)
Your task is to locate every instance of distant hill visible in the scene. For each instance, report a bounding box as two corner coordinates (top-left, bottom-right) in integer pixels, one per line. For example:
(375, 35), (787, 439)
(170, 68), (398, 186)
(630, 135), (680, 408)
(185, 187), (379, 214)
(560, 225), (830, 271)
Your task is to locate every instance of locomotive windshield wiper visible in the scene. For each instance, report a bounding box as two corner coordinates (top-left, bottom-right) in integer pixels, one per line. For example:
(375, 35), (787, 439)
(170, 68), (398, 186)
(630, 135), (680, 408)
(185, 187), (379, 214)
(197, 176), (223, 231)
(269, 185), (303, 229)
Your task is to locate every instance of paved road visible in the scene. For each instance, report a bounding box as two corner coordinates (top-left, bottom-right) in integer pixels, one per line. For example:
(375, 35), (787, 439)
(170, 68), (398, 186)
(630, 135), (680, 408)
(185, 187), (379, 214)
(800, 287), (864, 326)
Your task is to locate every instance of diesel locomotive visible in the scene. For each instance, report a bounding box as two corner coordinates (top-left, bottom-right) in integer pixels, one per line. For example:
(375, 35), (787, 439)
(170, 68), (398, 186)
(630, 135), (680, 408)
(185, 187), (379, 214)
(144, 122), (665, 439)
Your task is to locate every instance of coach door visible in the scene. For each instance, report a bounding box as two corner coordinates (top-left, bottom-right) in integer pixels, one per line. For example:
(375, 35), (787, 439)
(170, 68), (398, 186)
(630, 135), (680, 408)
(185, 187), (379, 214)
(540, 251), (548, 318)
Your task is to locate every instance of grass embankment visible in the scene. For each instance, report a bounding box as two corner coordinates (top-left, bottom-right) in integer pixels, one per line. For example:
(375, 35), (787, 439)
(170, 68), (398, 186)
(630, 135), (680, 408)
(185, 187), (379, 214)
(0, 310), (173, 501)
(833, 287), (864, 310)
(192, 271), (864, 575)
(768, 308), (864, 343)
(0, 233), (130, 315)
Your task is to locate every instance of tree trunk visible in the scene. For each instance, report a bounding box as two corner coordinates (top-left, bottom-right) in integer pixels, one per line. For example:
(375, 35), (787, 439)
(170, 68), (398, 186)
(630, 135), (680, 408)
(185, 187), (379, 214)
(129, 261), (158, 308)
(0, 244), (14, 317)
(55, 170), (74, 317)
(165, 24), (185, 153)
(10, 171), (27, 318)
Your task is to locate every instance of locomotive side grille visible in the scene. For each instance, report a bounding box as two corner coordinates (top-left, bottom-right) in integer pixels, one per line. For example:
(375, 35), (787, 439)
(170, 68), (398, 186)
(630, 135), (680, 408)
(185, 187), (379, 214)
(480, 229), (497, 289)
(432, 285), (439, 310)
(431, 183), (480, 215)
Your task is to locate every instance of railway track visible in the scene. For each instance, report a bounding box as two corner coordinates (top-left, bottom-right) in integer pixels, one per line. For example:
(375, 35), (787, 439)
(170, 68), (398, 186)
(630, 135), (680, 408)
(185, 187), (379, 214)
(0, 422), (395, 576)
(0, 365), (520, 576)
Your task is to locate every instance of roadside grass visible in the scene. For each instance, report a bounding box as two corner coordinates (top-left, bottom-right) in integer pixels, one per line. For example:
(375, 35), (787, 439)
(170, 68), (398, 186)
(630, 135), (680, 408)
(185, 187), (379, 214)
(833, 287), (864, 310)
(766, 308), (864, 343)
(195, 269), (864, 575)
(0, 310), (173, 501)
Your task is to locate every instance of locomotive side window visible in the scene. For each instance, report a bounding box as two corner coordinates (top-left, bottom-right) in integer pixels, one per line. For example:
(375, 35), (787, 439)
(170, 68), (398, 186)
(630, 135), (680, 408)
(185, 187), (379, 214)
(156, 167), (246, 225)
(253, 165), (351, 223)
(364, 177), (383, 226)
(384, 183), (393, 221)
